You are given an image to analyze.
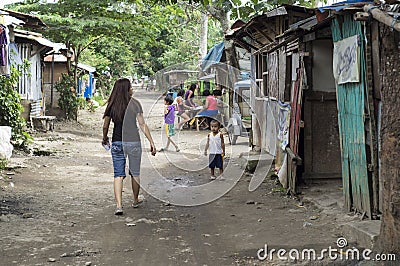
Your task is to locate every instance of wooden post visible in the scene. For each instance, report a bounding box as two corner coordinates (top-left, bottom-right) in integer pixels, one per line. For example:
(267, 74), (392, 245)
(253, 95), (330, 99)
(363, 4), (400, 32)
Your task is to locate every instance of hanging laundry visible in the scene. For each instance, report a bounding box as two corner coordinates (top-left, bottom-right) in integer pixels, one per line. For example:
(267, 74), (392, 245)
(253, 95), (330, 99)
(0, 25), (7, 66)
(0, 24), (10, 76)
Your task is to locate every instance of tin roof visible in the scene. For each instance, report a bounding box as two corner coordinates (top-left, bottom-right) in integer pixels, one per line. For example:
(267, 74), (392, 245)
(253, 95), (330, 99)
(0, 8), (46, 29)
(226, 5), (315, 51)
(14, 28), (65, 51)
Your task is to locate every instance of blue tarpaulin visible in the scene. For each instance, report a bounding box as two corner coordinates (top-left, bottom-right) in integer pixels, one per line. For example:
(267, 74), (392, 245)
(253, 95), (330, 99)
(201, 42), (224, 71)
(318, 1), (373, 13)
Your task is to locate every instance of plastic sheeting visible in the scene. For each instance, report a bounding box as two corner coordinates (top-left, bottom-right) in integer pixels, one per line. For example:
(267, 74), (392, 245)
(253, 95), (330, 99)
(201, 42), (224, 72)
(0, 126), (13, 160)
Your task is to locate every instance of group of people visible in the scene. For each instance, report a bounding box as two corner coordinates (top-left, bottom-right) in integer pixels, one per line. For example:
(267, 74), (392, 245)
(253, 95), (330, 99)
(174, 83), (222, 130)
(102, 78), (225, 215)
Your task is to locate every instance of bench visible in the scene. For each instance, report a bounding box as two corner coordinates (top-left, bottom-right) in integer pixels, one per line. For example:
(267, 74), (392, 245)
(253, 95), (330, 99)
(190, 114), (220, 131)
(29, 100), (56, 132)
(31, 116), (56, 132)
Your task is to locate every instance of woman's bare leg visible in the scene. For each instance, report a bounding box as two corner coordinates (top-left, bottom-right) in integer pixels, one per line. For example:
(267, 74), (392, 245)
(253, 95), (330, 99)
(178, 112), (190, 129)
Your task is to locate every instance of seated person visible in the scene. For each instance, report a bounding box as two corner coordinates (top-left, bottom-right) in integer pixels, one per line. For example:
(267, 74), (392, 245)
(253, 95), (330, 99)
(185, 83), (198, 108)
(176, 89), (192, 129)
(197, 89), (219, 129)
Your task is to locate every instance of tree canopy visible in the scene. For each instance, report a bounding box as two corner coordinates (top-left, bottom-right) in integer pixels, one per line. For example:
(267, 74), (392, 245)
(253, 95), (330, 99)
(8, 0), (224, 82)
(7, 0), (320, 85)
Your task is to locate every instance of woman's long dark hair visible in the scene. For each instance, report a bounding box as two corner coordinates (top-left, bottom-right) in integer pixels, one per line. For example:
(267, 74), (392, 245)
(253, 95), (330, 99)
(189, 83), (197, 92)
(103, 78), (131, 123)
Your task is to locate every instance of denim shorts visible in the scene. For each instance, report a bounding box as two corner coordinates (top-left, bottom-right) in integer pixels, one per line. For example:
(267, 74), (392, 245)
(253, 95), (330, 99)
(111, 141), (142, 177)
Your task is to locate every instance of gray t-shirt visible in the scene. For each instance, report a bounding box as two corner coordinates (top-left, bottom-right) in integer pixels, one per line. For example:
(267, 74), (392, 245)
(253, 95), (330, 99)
(105, 98), (143, 142)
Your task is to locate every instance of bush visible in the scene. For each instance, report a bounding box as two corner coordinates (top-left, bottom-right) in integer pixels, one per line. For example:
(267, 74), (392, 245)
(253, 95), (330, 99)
(0, 158), (7, 170)
(0, 65), (31, 146)
(55, 74), (78, 120)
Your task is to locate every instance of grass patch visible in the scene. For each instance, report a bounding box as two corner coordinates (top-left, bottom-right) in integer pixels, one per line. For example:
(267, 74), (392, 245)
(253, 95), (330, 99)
(0, 158), (8, 170)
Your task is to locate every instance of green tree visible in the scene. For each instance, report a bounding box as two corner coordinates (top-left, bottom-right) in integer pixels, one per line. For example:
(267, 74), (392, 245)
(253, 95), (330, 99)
(10, 0), (156, 86)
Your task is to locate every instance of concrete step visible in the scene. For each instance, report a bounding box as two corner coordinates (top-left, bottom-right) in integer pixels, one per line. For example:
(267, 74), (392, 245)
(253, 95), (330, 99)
(341, 220), (381, 249)
(238, 151), (274, 173)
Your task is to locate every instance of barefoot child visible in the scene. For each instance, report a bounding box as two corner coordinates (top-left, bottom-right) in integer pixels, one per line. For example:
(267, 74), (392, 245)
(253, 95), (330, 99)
(204, 120), (225, 180)
(160, 96), (180, 152)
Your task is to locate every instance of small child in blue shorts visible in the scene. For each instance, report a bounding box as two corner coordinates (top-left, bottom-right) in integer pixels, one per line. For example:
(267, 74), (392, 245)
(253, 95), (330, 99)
(204, 120), (225, 180)
(160, 96), (180, 152)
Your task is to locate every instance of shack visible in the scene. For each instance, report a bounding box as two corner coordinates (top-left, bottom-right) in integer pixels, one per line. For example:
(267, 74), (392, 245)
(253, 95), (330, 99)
(0, 8), (62, 127)
(227, 1), (398, 220)
(43, 53), (96, 116)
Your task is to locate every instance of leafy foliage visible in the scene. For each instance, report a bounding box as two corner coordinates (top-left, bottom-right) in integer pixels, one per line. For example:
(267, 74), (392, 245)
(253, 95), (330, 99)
(0, 158), (7, 170)
(9, 0), (223, 84)
(0, 64), (31, 146)
(55, 74), (78, 120)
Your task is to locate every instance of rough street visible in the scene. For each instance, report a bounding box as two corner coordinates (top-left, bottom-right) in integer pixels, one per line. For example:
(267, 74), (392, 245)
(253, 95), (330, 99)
(0, 90), (351, 266)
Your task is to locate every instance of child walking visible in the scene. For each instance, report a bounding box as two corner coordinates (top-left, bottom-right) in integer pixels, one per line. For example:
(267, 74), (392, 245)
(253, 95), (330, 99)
(160, 96), (180, 152)
(204, 120), (225, 180)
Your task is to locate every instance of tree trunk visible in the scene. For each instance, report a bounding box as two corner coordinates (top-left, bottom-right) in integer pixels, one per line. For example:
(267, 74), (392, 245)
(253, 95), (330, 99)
(66, 41), (72, 76)
(377, 26), (400, 253)
(219, 10), (230, 34)
(199, 12), (208, 60)
(205, 4), (230, 34)
(74, 47), (79, 93)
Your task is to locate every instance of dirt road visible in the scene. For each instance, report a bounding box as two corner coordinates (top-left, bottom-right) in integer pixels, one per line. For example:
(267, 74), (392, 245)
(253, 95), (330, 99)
(1, 91), (343, 265)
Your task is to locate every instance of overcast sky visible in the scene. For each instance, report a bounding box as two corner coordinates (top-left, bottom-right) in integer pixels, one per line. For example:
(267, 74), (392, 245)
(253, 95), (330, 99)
(1, 0), (23, 8)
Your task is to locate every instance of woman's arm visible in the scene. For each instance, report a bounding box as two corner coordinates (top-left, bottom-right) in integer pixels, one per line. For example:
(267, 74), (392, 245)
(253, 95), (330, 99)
(102, 116), (111, 145)
(179, 97), (191, 109)
(137, 113), (156, 156)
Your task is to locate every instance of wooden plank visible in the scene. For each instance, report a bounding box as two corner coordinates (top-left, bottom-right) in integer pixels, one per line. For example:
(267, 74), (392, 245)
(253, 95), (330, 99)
(278, 49), (286, 101)
(257, 18), (277, 36)
(303, 92), (313, 175)
(365, 24), (379, 217)
(371, 22), (381, 99)
(287, 66), (304, 194)
(253, 25), (274, 43)
(267, 51), (279, 99)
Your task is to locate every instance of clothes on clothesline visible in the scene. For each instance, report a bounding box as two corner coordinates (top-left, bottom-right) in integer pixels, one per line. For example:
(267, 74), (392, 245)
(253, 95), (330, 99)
(0, 24), (10, 76)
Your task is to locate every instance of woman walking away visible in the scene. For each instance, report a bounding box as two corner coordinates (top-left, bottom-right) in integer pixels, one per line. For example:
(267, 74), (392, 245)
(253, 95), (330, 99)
(102, 78), (156, 215)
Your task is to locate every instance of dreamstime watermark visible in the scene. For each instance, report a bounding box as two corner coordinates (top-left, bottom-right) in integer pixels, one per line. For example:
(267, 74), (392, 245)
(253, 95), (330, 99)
(122, 61), (276, 206)
(257, 237), (397, 262)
